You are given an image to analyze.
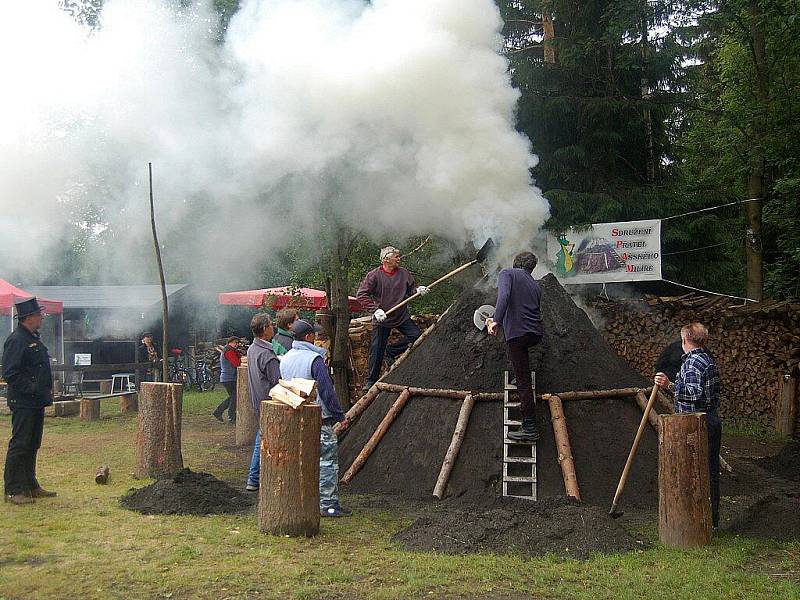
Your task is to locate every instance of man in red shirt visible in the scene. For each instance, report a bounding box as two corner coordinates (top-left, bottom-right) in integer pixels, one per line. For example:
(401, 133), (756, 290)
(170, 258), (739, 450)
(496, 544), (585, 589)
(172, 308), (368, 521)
(357, 246), (429, 391)
(213, 337), (242, 423)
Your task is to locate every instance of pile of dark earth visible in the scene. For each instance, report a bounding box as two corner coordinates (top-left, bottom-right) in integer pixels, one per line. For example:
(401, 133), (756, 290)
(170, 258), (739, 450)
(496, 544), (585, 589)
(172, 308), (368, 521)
(120, 469), (255, 515)
(339, 273), (655, 506)
(392, 495), (647, 559)
(760, 440), (800, 481)
(724, 490), (800, 541)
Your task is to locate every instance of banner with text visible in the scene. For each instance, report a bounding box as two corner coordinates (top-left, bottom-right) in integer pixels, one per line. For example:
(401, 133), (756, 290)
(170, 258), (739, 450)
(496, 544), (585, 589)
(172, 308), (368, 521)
(546, 219), (661, 284)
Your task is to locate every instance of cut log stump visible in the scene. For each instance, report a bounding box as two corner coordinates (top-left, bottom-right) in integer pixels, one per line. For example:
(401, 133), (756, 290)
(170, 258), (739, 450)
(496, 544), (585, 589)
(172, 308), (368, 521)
(259, 401), (321, 537)
(236, 366), (258, 447)
(80, 398), (100, 421)
(135, 382), (184, 479)
(120, 393), (138, 414)
(658, 413), (711, 548)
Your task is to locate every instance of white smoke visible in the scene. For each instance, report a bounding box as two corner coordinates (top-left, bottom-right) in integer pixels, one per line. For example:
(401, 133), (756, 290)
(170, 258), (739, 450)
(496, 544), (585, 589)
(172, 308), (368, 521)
(0, 0), (548, 288)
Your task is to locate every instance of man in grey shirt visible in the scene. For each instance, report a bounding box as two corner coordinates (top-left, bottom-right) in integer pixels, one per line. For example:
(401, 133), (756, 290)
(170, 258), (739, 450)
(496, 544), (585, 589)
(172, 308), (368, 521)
(245, 313), (281, 491)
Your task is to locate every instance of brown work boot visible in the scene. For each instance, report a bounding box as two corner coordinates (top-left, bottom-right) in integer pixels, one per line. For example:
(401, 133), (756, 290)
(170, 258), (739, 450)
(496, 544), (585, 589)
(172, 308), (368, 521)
(4, 494), (35, 505)
(31, 487), (57, 498)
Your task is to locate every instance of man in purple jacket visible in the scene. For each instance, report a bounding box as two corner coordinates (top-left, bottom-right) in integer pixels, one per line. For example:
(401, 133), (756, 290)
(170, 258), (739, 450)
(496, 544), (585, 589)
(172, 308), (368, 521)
(486, 252), (544, 441)
(357, 246), (429, 391)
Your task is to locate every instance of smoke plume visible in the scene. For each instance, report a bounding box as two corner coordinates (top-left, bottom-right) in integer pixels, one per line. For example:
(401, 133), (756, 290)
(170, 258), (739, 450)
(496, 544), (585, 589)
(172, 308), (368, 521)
(0, 0), (549, 289)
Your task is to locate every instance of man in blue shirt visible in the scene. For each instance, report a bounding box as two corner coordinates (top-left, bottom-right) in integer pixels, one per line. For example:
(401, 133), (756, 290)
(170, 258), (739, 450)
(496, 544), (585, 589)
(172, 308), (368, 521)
(655, 322), (722, 529)
(281, 320), (351, 517)
(486, 252), (545, 441)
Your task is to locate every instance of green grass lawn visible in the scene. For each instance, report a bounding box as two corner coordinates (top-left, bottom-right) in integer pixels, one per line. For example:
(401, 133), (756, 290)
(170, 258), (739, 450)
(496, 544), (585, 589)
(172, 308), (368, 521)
(1, 390), (798, 599)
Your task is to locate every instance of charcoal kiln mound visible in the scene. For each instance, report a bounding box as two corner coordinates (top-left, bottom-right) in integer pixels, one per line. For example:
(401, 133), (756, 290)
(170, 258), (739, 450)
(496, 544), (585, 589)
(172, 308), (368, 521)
(392, 496), (647, 558)
(760, 440), (800, 482)
(339, 274), (655, 506)
(120, 469), (255, 515)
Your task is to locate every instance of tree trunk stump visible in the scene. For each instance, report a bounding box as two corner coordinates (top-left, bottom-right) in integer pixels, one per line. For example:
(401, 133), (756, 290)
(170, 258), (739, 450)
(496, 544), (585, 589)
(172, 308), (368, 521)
(236, 366), (258, 447)
(120, 393), (138, 414)
(80, 398), (100, 421)
(258, 401), (321, 537)
(658, 413), (711, 548)
(135, 382), (184, 479)
(775, 374), (797, 436)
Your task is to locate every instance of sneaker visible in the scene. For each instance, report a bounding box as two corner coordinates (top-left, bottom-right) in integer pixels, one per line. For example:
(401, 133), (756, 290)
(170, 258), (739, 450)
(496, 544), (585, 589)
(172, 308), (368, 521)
(30, 487), (57, 498)
(321, 506), (352, 517)
(212, 412), (224, 423)
(244, 483), (259, 492)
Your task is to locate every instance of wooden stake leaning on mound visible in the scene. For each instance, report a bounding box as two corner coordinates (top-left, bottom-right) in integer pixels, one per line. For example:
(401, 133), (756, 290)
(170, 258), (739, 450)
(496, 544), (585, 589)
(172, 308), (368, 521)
(340, 388), (412, 485)
(433, 394), (475, 499)
(546, 395), (581, 500)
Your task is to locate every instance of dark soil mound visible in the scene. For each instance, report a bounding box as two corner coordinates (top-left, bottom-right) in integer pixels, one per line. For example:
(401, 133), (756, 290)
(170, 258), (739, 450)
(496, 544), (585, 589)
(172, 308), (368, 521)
(392, 496), (647, 558)
(760, 441), (800, 481)
(120, 469), (254, 515)
(384, 273), (646, 394)
(340, 274), (654, 505)
(726, 491), (800, 540)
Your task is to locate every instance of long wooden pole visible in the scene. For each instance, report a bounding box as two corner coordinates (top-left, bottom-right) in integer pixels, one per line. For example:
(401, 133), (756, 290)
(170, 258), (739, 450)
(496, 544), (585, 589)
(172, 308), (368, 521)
(385, 260), (476, 316)
(635, 390), (661, 431)
(334, 383), (381, 435)
(433, 394), (475, 499)
(609, 384), (659, 517)
(340, 388), (411, 485)
(541, 387), (640, 401)
(546, 395), (580, 500)
(149, 163), (169, 383)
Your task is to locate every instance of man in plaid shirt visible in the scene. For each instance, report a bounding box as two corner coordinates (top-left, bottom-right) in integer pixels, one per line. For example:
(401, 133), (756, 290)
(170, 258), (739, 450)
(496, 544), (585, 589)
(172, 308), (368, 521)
(655, 322), (723, 529)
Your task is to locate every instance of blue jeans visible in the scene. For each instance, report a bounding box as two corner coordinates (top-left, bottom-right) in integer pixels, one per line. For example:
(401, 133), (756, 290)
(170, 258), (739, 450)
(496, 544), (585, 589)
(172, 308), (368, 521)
(247, 430), (261, 487)
(319, 425), (339, 510)
(367, 317), (421, 383)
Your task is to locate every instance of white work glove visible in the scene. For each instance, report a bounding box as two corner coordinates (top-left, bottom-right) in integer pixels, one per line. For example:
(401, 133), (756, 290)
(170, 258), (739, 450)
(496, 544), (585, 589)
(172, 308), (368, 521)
(416, 285), (430, 296)
(374, 309), (387, 323)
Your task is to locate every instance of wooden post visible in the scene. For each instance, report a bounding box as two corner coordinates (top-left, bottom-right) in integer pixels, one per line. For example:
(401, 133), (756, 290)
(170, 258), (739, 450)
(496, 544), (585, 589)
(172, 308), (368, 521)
(635, 390), (661, 431)
(340, 388), (412, 485)
(775, 373), (797, 436)
(433, 394), (475, 499)
(334, 383), (380, 435)
(259, 401), (321, 537)
(135, 382), (184, 479)
(235, 365), (258, 447)
(120, 393), (138, 414)
(546, 395), (580, 500)
(658, 413), (711, 548)
(80, 398), (101, 421)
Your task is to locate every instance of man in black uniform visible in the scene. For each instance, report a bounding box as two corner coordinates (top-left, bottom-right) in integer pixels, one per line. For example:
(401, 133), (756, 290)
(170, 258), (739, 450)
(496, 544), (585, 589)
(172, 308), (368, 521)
(3, 298), (57, 505)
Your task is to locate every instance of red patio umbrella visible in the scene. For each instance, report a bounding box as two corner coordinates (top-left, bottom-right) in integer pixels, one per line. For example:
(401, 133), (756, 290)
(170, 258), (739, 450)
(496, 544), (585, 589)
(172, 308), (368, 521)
(218, 286), (363, 313)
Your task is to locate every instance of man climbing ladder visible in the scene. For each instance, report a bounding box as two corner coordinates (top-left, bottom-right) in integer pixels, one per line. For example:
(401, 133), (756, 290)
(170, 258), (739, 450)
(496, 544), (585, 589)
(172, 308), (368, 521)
(486, 251), (545, 441)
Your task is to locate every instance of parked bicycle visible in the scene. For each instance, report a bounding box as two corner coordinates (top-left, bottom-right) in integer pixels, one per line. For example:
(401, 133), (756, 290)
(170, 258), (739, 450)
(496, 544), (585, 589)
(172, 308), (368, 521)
(191, 356), (216, 392)
(168, 349), (191, 390)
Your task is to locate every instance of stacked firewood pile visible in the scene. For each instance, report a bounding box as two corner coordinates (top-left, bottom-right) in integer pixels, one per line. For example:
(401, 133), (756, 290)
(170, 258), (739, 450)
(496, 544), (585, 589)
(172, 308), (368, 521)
(594, 294), (800, 429)
(344, 314), (439, 396)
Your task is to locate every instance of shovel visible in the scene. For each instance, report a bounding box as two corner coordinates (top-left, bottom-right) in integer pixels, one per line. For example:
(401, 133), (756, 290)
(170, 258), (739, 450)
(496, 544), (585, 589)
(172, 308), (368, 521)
(385, 238), (495, 317)
(608, 384), (659, 519)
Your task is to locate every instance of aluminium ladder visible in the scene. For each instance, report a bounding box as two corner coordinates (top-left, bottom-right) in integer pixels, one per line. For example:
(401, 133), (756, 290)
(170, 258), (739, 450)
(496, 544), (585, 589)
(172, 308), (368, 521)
(502, 370), (537, 500)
